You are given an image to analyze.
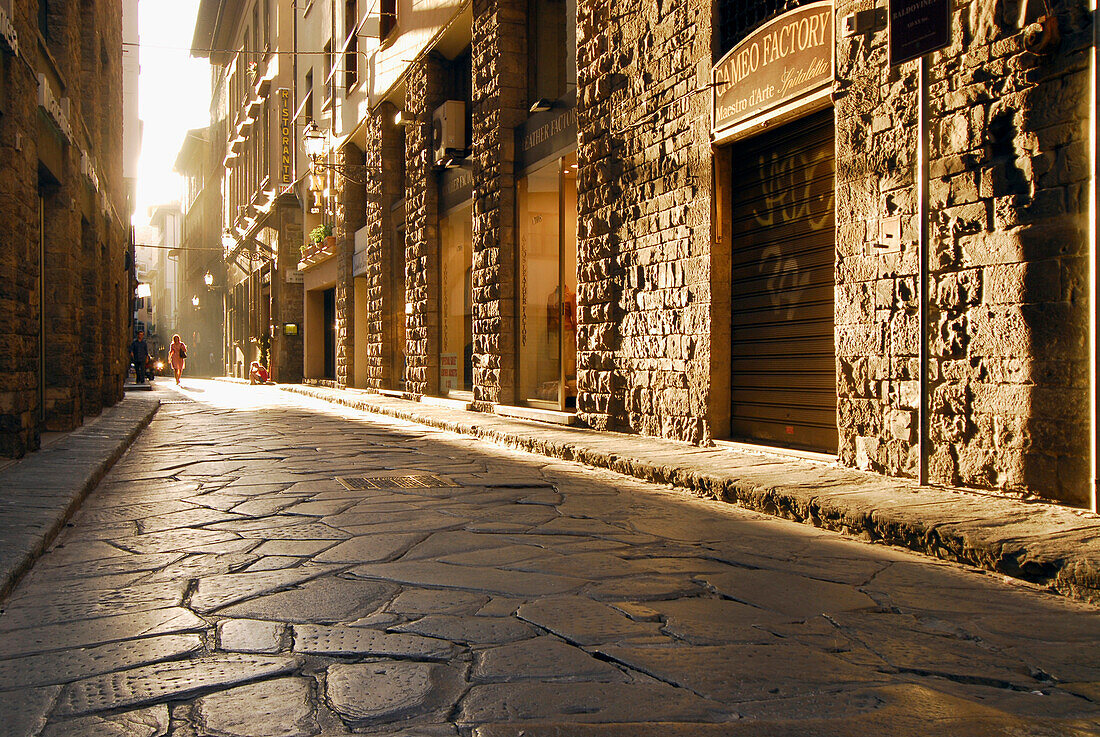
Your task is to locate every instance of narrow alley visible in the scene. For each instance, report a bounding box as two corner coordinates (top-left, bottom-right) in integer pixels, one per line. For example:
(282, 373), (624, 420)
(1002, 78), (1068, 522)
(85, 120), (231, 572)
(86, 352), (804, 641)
(0, 381), (1097, 736)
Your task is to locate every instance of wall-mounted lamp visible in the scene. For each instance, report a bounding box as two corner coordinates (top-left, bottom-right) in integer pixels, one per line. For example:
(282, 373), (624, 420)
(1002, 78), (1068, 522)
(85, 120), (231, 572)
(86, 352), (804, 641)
(302, 120), (371, 184)
(203, 271), (214, 287)
(221, 229), (238, 250)
(303, 120), (327, 160)
(192, 296), (200, 307)
(529, 98), (555, 114)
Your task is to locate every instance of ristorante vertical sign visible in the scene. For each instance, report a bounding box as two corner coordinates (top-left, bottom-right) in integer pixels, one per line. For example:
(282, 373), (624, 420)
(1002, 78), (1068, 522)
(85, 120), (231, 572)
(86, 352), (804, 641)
(712, 1), (834, 134)
(278, 88), (292, 185)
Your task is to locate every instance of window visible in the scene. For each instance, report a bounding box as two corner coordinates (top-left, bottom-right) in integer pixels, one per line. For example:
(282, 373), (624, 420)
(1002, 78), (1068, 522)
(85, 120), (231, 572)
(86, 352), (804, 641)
(323, 41), (333, 108)
(439, 205), (473, 395)
(263, 0), (271, 49)
(528, 0), (567, 103)
(304, 70), (314, 124)
(380, 0), (396, 39)
(251, 3), (260, 56)
(717, 0), (813, 57)
(345, 0), (358, 91)
(516, 153), (578, 410)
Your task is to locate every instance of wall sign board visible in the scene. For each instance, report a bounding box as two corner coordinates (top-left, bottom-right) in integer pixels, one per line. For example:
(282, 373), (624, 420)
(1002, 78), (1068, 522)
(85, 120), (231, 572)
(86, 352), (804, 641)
(888, 0), (951, 65)
(712, 2), (834, 135)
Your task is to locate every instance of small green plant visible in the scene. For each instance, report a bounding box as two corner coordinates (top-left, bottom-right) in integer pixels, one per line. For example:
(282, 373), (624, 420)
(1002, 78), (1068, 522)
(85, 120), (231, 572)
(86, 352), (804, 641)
(309, 223), (333, 244)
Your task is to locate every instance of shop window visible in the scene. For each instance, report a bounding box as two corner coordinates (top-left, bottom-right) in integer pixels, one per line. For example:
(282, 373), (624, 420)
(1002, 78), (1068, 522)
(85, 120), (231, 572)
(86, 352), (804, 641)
(439, 205), (473, 395)
(517, 153), (577, 410)
(391, 224), (406, 390)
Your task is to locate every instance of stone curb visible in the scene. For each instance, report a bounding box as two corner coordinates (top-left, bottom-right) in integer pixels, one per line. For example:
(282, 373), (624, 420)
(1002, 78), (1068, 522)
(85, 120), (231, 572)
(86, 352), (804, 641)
(0, 393), (160, 601)
(279, 383), (1100, 604)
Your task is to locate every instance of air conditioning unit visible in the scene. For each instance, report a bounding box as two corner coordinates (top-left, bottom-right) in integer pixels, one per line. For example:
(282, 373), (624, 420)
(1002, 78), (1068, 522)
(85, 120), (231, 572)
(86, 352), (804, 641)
(432, 100), (465, 164)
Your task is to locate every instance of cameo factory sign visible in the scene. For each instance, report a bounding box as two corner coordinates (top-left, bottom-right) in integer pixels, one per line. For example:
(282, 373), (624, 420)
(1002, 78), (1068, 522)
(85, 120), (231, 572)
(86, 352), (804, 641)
(712, 1), (834, 134)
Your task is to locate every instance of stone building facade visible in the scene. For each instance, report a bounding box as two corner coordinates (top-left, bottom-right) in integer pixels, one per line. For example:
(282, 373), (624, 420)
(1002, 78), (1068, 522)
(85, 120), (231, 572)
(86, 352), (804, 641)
(226, 0), (1097, 508)
(0, 0), (130, 457)
(193, 0), (304, 383)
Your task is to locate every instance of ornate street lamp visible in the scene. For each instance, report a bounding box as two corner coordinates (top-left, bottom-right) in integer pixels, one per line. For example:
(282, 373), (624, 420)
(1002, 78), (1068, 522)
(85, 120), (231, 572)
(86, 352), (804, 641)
(302, 120), (327, 161)
(301, 120), (370, 184)
(221, 229), (238, 251)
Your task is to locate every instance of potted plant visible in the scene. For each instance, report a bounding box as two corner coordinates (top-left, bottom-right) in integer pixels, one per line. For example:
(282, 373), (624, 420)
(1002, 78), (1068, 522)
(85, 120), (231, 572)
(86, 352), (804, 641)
(309, 223), (333, 249)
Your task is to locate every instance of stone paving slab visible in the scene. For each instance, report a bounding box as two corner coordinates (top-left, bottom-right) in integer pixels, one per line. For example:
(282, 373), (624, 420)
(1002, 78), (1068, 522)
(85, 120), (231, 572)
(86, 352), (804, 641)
(280, 384), (1100, 603)
(0, 394), (159, 600)
(54, 653), (304, 717)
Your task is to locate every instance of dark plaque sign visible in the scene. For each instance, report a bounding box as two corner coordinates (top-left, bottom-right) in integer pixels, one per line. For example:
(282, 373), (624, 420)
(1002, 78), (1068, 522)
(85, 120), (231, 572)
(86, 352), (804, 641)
(517, 90), (578, 172)
(712, 1), (834, 134)
(439, 167), (473, 213)
(889, 0), (951, 66)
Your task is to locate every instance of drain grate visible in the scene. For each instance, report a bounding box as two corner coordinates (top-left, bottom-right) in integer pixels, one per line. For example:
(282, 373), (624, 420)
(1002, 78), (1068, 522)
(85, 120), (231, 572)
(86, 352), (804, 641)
(336, 473), (459, 490)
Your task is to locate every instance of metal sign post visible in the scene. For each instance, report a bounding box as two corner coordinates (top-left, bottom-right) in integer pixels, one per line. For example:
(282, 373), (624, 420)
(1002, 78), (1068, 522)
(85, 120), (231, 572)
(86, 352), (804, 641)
(917, 56), (930, 486)
(889, 0), (949, 486)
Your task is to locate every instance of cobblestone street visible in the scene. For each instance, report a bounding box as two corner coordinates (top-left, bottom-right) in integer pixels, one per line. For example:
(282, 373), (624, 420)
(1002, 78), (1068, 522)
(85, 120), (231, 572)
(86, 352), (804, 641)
(0, 380), (1098, 736)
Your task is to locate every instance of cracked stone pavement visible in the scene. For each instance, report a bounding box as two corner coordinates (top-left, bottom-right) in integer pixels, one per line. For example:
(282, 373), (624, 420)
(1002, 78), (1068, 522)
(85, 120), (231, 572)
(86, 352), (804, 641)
(0, 380), (1098, 736)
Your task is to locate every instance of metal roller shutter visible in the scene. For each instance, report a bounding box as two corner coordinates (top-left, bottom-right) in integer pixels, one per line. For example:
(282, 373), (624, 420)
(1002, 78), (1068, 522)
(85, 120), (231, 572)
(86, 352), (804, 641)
(730, 109), (836, 453)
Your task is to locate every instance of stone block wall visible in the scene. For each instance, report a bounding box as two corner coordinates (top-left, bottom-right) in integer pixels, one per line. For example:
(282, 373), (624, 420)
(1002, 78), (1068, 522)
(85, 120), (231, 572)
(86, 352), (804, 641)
(0, 0), (127, 455)
(404, 57), (446, 396)
(470, 0), (526, 407)
(575, 0), (713, 442)
(835, 0), (1093, 504)
(334, 144), (366, 387)
(363, 102), (404, 390)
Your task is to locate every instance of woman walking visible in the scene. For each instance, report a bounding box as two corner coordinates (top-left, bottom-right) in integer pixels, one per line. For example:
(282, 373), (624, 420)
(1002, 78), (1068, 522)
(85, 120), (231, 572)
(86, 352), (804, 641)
(168, 334), (187, 385)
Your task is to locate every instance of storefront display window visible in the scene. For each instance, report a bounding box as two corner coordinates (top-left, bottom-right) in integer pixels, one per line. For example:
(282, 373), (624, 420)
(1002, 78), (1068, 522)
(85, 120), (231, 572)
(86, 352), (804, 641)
(518, 152), (577, 410)
(391, 223), (406, 390)
(440, 203), (473, 395)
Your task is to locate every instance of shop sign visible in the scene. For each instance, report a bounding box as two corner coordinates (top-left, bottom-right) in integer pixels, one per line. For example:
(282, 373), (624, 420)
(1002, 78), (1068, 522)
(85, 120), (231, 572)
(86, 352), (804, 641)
(711, 1), (833, 134)
(440, 353), (459, 390)
(0, 5), (19, 56)
(38, 73), (73, 143)
(518, 91), (577, 171)
(352, 248), (369, 278)
(278, 88), (292, 184)
(888, 0), (950, 66)
(81, 151), (101, 192)
(440, 167), (473, 213)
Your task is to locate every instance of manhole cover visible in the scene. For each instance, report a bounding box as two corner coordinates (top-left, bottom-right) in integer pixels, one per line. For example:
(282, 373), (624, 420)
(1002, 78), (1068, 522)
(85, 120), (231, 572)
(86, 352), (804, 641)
(336, 474), (459, 490)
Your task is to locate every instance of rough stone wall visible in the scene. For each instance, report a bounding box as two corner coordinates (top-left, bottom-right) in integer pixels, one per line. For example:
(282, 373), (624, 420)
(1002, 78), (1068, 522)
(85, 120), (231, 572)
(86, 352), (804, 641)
(0, 0), (126, 454)
(0, 5), (43, 456)
(470, 0), (526, 407)
(404, 57), (446, 396)
(363, 102), (403, 390)
(272, 201), (304, 383)
(81, 220), (104, 417)
(42, 0), (84, 431)
(334, 144), (366, 388)
(835, 0), (1093, 504)
(575, 0), (713, 441)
